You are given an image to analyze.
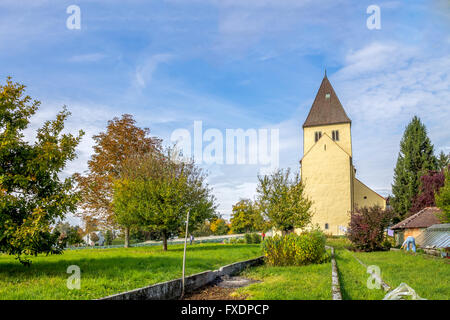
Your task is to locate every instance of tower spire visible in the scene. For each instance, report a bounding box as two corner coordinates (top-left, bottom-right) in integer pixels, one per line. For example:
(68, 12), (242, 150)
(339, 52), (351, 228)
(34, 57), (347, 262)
(324, 68), (327, 78)
(303, 75), (351, 128)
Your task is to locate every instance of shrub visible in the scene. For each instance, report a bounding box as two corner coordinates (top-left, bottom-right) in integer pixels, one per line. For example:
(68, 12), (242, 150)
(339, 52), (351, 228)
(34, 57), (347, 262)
(348, 205), (396, 252)
(229, 237), (245, 244)
(382, 239), (392, 251)
(251, 233), (261, 244)
(243, 233), (262, 244)
(262, 230), (327, 266)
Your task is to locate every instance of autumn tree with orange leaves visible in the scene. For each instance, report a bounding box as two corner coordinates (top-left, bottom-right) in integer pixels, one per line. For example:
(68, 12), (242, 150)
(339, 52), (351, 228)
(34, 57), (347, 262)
(75, 114), (161, 247)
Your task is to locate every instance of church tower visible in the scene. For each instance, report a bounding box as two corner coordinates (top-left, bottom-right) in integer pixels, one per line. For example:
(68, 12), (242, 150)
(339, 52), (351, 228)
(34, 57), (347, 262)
(300, 73), (385, 235)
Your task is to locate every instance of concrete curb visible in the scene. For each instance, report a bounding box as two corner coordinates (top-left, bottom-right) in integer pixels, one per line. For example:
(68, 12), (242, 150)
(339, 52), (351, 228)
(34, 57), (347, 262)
(98, 256), (264, 300)
(328, 247), (343, 300)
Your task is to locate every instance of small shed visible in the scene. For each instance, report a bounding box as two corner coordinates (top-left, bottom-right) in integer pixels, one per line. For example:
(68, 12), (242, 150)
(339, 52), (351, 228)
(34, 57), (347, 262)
(390, 207), (442, 246)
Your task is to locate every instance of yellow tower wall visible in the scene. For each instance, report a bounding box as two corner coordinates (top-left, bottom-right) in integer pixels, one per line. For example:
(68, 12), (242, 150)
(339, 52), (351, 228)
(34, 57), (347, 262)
(303, 123), (352, 157)
(300, 134), (352, 236)
(353, 178), (386, 210)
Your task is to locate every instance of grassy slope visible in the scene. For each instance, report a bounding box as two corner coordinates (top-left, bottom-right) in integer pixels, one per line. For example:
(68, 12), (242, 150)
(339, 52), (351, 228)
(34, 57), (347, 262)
(0, 243), (261, 300)
(236, 262), (332, 300)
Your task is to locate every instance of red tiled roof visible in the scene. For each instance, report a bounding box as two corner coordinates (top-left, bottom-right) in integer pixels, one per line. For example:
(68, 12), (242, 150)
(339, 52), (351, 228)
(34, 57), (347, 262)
(303, 75), (351, 128)
(390, 207), (442, 230)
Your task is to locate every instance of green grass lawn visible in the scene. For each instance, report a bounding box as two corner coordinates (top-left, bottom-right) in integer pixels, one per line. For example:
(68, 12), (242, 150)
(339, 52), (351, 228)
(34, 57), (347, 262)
(326, 237), (385, 300)
(235, 261), (332, 300)
(334, 249), (386, 300)
(326, 237), (450, 300)
(325, 237), (351, 250)
(0, 243), (261, 300)
(2, 237), (448, 300)
(354, 250), (450, 300)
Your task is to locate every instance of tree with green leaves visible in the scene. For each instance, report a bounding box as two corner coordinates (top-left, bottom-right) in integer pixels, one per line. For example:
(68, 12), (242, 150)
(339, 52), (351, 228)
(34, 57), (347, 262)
(0, 77), (84, 265)
(192, 220), (214, 237)
(113, 149), (216, 250)
(53, 222), (83, 247)
(104, 229), (114, 245)
(391, 116), (437, 220)
(112, 177), (149, 247)
(437, 151), (450, 171)
(256, 168), (312, 235)
(435, 167), (450, 223)
(75, 114), (161, 247)
(210, 218), (230, 235)
(230, 199), (264, 233)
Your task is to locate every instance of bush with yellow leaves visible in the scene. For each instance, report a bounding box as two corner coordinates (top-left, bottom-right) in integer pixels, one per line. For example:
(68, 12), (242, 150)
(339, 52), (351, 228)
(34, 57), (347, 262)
(262, 229), (328, 266)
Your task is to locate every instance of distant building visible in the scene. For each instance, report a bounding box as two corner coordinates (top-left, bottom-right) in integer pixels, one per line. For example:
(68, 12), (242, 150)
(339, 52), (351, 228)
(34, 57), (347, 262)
(390, 207), (442, 246)
(82, 231), (105, 246)
(299, 74), (386, 235)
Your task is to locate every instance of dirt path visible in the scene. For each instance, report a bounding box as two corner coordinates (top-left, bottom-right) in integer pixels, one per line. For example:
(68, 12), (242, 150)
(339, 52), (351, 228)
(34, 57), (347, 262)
(183, 285), (245, 300)
(183, 276), (259, 300)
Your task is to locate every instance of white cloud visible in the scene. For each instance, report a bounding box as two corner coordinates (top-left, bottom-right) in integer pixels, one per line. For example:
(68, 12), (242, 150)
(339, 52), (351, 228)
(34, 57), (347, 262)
(335, 42), (450, 124)
(329, 42), (450, 195)
(212, 181), (258, 219)
(341, 42), (417, 76)
(135, 53), (173, 88)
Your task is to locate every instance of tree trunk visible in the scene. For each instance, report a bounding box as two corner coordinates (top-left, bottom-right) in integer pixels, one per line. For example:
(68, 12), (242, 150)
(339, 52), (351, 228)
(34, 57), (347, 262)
(162, 232), (168, 251)
(124, 228), (130, 248)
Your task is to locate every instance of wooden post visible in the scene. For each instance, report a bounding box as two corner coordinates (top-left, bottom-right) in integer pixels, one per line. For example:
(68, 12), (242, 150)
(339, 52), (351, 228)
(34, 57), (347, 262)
(180, 209), (190, 299)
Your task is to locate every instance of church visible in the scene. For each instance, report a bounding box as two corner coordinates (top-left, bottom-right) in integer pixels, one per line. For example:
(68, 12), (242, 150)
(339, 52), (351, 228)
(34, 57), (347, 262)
(300, 74), (386, 235)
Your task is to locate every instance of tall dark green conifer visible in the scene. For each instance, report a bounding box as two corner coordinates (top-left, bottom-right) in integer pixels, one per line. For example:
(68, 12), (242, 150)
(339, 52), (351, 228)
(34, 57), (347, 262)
(391, 116), (437, 219)
(437, 151), (449, 171)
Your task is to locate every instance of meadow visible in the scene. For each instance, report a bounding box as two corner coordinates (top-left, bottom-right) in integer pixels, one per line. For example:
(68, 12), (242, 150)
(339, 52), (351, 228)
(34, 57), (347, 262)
(235, 260), (332, 300)
(1, 237), (448, 300)
(0, 243), (261, 300)
(327, 237), (449, 300)
(233, 238), (449, 300)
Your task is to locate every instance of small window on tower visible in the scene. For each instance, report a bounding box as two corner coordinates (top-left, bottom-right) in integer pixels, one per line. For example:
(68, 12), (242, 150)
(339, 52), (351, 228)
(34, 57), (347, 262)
(315, 131), (322, 142)
(332, 130), (340, 141)
(325, 223), (329, 230)
(325, 93), (330, 99)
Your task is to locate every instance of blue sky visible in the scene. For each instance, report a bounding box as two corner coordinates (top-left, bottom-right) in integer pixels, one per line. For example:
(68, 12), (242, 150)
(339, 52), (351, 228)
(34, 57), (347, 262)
(1, 0), (449, 224)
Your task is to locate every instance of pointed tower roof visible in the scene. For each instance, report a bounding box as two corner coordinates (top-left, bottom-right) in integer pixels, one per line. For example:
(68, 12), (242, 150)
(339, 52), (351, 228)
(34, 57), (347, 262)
(303, 74), (351, 128)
